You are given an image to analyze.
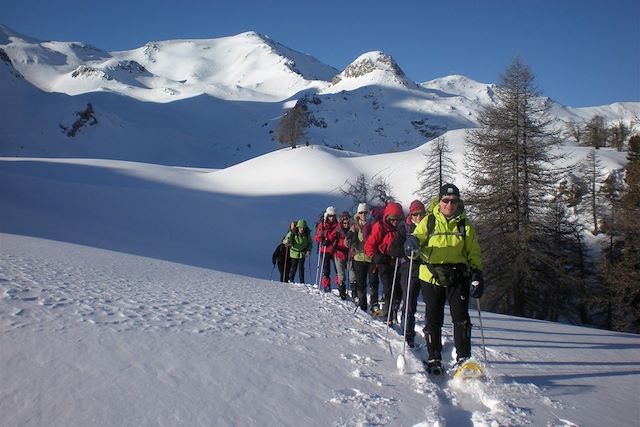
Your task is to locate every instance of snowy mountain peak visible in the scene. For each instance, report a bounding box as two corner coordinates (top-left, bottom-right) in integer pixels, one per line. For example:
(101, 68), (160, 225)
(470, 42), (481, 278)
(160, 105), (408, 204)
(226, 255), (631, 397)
(421, 74), (496, 104)
(331, 51), (413, 88)
(0, 24), (33, 44)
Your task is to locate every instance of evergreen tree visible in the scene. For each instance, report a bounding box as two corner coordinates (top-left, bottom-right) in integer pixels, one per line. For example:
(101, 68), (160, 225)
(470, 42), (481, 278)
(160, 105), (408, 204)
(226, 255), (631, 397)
(598, 135), (640, 332)
(583, 115), (608, 149)
(609, 120), (630, 151)
(465, 58), (567, 318)
(579, 149), (605, 235)
(274, 101), (308, 148)
(415, 135), (456, 201)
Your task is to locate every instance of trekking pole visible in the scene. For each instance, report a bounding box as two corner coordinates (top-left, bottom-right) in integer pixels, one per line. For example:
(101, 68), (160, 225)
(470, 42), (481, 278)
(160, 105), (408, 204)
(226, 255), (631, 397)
(397, 252), (414, 372)
(307, 253), (312, 285)
(385, 257), (400, 341)
(346, 257), (352, 299)
(315, 243), (321, 286)
(283, 248), (290, 283)
(318, 249), (327, 289)
(476, 297), (488, 363)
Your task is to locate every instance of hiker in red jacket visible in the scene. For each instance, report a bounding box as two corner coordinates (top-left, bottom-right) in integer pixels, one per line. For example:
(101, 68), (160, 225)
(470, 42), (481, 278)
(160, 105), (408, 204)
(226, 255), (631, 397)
(364, 201), (405, 325)
(333, 211), (352, 300)
(315, 206), (339, 292)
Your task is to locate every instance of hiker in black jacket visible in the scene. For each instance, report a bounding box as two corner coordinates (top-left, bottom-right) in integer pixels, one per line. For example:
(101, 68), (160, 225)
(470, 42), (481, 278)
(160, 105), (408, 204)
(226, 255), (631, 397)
(389, 200), (426, 347)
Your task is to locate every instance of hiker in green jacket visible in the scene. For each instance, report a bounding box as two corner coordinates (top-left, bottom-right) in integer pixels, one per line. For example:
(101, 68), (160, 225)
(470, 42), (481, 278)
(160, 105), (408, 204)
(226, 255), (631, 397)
(283, 219), (312, 283)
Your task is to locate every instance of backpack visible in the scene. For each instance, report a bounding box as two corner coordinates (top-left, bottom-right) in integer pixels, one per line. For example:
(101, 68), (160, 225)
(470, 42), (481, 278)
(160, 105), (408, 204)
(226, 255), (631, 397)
(362, 205), (384, 243)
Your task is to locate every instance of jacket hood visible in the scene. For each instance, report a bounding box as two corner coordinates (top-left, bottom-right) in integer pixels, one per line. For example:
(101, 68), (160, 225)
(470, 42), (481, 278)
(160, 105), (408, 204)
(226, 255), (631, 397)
(383, 202), (404, 221)
(296, 219), (307, 228)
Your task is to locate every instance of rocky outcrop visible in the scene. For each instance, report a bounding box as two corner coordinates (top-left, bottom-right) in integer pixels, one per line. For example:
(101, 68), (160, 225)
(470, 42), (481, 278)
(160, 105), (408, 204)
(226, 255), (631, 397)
(60, 103), (98, 137)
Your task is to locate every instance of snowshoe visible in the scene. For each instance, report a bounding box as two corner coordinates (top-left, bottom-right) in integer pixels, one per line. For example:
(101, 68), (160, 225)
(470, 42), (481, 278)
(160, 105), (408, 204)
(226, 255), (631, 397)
(451, 357), (483, 380)
(370, 304), (384, 317)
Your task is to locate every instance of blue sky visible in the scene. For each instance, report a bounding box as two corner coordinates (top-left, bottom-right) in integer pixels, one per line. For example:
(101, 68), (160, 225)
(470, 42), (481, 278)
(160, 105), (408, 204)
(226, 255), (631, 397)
(2, 0), (638, 107)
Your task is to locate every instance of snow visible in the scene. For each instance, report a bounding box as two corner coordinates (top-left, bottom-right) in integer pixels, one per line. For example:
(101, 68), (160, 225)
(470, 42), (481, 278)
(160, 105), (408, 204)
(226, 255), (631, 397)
(1, 142), (638, 426)
(1, 26), (640, 427)
(3, 26), (638, 168)
(2, 232), (639, 427)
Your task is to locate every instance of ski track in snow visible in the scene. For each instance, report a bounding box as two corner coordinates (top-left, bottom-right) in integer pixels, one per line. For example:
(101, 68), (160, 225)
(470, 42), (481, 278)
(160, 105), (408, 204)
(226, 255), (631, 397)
(0, 244), (574, 426)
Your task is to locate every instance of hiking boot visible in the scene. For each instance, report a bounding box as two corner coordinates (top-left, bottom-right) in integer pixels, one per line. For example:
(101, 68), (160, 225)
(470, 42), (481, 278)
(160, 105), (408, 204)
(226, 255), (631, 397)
(406, 337), (416, 348)
(338, 285), (347, 300)
(425, 359), (443, 375)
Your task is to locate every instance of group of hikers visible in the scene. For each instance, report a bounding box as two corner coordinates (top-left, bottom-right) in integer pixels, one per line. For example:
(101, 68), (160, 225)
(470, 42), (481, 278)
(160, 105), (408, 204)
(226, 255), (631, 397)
(271, 184), (485, 374)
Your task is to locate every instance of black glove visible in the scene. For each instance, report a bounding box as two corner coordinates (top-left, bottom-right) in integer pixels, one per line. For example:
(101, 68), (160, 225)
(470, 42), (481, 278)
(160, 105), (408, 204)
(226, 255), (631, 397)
(404, 236), (420, 258)
(321, 239), (330, 247)
(372, 253), (388, 265)
(470, 270), (484, 298)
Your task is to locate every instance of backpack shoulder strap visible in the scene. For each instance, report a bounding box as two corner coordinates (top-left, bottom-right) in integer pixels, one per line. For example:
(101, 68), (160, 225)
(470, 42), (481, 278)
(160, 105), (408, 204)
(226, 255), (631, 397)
(457, 218), (466, 238)
(426, 214), (436, 245)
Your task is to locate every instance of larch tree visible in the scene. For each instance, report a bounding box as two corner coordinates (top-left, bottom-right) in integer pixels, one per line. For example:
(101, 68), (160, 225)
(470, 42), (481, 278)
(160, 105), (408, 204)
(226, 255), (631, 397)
(598, 135), (640, 332)
(464, 58), (569, 318)
(415, 135), (456, 202)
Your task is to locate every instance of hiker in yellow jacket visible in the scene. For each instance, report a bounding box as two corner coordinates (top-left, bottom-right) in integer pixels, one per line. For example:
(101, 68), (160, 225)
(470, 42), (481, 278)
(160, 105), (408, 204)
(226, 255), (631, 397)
(404, 184), (484, 375)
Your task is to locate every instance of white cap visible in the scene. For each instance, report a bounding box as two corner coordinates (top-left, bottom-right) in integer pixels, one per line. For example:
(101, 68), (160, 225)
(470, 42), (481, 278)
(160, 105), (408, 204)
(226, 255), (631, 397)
(324, 206), (336, 219)
(357, 203), (368, 213)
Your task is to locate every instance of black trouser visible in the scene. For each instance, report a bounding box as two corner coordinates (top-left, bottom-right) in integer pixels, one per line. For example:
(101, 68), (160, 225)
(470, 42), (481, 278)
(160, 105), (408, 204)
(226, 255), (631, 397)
(352, 260), (370, 311)
(399, 261), (421, 341)
(422, 279), (471, 361)
(288, 257), (305, 283)
(368, 263), (380, 307)
(278, 258), (291, 283)
(378, 261), (402, 315)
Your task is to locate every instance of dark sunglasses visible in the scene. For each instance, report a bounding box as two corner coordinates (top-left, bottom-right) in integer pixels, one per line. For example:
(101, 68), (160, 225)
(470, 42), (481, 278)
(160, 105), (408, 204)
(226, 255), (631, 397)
(411, 211), (425, 217)
(388, 217), (400, 222)
(440, 198), (458, 205)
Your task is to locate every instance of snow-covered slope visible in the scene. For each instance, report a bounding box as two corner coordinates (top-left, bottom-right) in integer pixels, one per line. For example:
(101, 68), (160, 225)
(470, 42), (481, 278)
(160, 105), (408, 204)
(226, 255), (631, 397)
(0, 25), (336, 102)
(0, 120), (636, 427)
(2, 232), (639, 427)
(0, 129), (627, 279)
(1, 25), (638, 167)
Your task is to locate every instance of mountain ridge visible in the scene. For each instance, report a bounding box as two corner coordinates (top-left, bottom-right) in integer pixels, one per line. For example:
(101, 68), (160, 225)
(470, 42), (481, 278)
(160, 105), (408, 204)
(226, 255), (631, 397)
(1, 26), (638, 168)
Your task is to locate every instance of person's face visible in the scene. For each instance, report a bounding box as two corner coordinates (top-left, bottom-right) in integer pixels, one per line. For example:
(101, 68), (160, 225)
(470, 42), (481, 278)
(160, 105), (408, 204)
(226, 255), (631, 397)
(439, 197), (459, 217)
(357, 211), (367, 223)
(327, 214), (336, 222)
(387, 216), (400, 229)
(297, 226), (304, 233)
(341, 219), (349, 228)
(410, 210), (426, 225)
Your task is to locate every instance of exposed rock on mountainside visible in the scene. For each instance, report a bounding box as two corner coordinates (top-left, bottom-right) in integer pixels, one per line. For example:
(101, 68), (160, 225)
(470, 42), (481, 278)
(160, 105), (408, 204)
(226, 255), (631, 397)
(60, 103), (98, 137)
(71, 65), (112, 80)
(332, 51), (412, 87)
(0, 47), (23, 79)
